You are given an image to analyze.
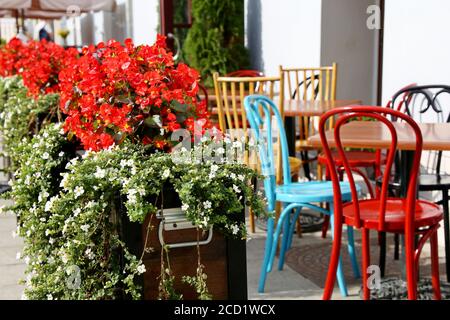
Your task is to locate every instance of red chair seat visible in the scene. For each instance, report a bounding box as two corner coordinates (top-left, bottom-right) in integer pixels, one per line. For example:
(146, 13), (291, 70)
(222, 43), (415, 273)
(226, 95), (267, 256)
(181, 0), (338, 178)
(318, 150), (386, 167)
(343, 199), (443, 232)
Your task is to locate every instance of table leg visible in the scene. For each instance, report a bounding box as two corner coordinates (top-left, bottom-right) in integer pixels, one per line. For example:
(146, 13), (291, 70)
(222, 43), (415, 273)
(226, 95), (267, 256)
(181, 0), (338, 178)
(284, 117), (296, 157)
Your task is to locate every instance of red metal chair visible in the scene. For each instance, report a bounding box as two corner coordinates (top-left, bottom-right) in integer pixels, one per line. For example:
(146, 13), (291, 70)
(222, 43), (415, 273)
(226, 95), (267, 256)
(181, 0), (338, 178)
(319, 84), (416, 240)
(319, 106), (443, 300)
(225, 70), (264, 77)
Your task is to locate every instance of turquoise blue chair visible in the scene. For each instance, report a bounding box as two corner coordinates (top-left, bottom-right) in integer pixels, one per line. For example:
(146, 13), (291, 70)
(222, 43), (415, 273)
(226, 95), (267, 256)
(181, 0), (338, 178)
(244, 95), (361, 296)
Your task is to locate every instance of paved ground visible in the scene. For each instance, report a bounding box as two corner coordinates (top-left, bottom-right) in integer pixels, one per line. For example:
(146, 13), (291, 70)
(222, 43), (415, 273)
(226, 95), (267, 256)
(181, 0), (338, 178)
(0, 203), (25, 300)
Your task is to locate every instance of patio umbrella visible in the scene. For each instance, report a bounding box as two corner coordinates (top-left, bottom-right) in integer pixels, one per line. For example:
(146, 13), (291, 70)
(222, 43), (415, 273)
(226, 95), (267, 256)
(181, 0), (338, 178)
(37, 0), (116, 12)
(0, 0), (31, 10)
(0, 0), (116, 12)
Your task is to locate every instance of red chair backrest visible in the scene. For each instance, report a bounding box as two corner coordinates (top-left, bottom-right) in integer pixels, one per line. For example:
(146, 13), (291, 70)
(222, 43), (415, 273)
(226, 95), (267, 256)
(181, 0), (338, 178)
(319, 106), (423, 231)
(225, 70), (264, 77)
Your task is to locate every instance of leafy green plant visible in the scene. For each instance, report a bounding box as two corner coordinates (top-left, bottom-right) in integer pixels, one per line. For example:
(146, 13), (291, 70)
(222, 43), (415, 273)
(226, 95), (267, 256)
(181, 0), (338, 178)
(184, 0), (249, 86)
(0, 76), (60, 169)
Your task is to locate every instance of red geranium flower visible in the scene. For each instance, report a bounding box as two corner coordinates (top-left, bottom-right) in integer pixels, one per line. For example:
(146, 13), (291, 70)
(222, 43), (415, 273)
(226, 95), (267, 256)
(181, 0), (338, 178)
(59, 35), (210, 151)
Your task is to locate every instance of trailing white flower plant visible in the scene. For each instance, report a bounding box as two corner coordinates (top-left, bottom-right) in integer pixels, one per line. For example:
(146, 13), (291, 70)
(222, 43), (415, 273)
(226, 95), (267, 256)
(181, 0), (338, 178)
(6, 122), (267, 300)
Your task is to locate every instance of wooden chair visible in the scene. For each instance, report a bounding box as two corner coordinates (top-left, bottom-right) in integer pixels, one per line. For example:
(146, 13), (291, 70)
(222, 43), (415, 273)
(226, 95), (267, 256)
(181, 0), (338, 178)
(213, 72), (302, 233)
(279, 64), (338, 180)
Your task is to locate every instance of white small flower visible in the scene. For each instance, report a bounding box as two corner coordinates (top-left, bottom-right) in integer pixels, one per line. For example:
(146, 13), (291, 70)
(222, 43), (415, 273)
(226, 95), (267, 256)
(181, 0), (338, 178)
(49, 238), (55, 245)
(230, 224), (240, 235)
(137, 264), (146, 274)
(80, 224), (90, 232)
(160, 128), (165, 136)
(86, 201), (97, 209)
(216, 147), (225, 154)
(181, 203), (189, 211)
(44, 196), (58, 212)
(94, 167), (106, 179)
(59, 151), (65, 157)
(24, 256), (30, 265)
(153, 115), (162, 127)
(38, 191), (49, 202)
(233, 184), (241, 194)
(74, 186), (84, 198)
(85, 248), (95, 260)
(42, 152), (50, 160)
(203, 200), (212, 209)
(230, 173), (237, 180)
(73, 208), (81, 217)
(210, 164), (219, 173)
(162, 169), (170, 179)
(47, 294), (53, 300)
(238, 174), (245, 181)
(61, 253), (69, 264)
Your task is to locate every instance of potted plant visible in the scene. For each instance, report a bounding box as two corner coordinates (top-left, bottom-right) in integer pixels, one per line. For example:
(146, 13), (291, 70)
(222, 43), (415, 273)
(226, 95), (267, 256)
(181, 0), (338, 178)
(2, 35), (266, 300)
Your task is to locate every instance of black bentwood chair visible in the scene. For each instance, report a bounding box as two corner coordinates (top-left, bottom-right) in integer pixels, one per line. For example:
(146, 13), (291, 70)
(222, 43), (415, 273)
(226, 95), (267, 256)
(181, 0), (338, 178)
(382, 85), (450, 282)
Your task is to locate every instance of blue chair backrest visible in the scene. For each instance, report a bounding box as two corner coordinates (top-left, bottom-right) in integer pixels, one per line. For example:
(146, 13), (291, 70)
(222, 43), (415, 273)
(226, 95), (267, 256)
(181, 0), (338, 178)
(244, 95), (292, 211)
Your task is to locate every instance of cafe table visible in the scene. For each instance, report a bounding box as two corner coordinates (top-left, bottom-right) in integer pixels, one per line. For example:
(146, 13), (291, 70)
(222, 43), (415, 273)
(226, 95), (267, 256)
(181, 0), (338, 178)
(308, 120), (450, 298)
(210, 98), (362, 157)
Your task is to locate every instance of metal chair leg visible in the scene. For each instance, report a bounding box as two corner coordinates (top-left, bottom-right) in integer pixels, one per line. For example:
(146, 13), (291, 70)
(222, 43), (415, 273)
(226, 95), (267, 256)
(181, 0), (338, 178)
(394, 233), (400, 260)
(379, 232), (387, 277)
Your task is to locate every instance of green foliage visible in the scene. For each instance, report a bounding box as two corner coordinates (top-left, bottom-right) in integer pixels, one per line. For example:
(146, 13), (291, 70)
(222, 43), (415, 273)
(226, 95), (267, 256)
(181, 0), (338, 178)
(0, 76), (60, 168)
(183, 0), (249, 86)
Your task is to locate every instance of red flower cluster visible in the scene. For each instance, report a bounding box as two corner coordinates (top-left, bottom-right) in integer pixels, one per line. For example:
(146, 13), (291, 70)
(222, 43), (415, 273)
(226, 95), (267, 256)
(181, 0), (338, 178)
(59, 36), (210, 151)
(0, 38), (79, 96)
(0, 38), (24, 77)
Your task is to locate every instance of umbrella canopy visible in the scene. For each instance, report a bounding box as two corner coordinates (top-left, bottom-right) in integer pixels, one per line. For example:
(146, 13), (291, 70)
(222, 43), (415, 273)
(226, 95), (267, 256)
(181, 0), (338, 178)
(0, 9), (65, 19)
(38, 0), (116, 12)
(0, 0), (31, 10)
(0, 0), (116, 12)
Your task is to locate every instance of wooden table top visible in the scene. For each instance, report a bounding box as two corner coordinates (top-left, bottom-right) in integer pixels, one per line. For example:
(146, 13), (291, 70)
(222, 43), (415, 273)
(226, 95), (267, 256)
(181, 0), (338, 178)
(308, 121), (450, 151)
(279, 99), (362, 117)
(209, 99), (361, 118)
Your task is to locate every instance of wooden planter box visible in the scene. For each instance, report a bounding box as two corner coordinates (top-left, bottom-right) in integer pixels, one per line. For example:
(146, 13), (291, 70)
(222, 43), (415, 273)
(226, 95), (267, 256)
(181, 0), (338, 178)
(121, 191), (247, 300)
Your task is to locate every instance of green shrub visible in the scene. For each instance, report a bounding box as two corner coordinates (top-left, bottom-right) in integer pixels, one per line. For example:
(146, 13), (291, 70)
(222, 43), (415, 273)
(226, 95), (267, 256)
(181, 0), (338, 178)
(183, 0), (249, 86)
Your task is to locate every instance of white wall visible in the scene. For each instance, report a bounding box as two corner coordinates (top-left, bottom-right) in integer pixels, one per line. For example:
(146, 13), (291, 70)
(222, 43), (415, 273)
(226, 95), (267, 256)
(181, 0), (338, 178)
(383, 0), (450, 176)
(383, 0), (450, 104)
(131, 0), (159, 45)
(245, 0), (322, 76)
